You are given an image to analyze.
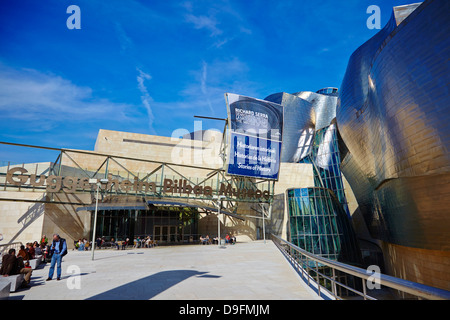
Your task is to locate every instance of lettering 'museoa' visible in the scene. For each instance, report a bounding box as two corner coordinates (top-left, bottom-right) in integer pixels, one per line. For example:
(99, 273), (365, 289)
(219, 182), (269, 200)
(4, 167), (270, 200)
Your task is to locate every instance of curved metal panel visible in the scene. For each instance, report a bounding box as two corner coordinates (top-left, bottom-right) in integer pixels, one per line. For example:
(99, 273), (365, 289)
(264, 92), (315, 163)
(294, 91), (338, 131)
(336, 0), (450, 250)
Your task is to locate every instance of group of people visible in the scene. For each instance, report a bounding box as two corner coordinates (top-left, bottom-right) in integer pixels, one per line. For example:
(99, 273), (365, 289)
(17, 242), (44, 261)
(0, 247), (33, 288)
(88, 236), (156, 250)
(132, 236), (156, 249)
(225, 234), (236, 244)
(200, 234), (236, 245)
(75, 238), (90, 251)
(0, 234), (68, 288)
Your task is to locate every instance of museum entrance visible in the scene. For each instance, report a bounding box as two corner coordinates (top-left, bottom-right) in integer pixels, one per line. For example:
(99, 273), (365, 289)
(91, 206), (199, 245)
(154, 225), (178, 243)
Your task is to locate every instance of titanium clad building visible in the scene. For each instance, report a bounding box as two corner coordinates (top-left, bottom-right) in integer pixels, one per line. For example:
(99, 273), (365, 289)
(265, 89), (362, 267)
(337, 0), (450, 290)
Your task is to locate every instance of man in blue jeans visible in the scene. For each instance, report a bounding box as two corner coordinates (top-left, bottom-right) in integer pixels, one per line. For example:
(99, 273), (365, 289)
(46, 234), (67, 281)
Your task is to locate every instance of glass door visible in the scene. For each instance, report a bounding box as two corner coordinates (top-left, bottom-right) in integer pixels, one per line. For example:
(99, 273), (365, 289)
(154, 225), (178, 244)
(162, 226), (168, 242)
(154, 226), (161, 242)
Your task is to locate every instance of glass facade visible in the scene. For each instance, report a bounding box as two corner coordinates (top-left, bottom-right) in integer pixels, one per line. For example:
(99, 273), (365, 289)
(91, 207), (199, 244)
(287, 96), (361, 265)
(287, 188), (361, 265)
(309, 124), (350, 217)
(316, 87), (338, 96)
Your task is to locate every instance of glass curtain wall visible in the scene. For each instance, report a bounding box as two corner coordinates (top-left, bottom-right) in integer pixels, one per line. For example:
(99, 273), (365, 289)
(310, 124), (351, 217)
(287, 187), (361, 265)
(92, 207), (199, 244)
(291, 123), (361, 265)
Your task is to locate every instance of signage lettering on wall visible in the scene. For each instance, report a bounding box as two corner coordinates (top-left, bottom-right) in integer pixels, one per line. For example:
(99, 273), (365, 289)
(5, 167), (270, 200)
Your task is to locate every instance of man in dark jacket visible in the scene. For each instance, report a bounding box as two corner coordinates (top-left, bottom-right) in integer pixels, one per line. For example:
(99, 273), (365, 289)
(46, 234), (67, 281)
(0, 248), (32, 286)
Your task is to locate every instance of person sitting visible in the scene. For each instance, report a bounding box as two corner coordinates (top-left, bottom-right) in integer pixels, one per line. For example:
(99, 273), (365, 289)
(109, 238), (117, 250)
(33, 241), (41, 255)
(78, 239), (85, 251)
(122, 238), (129, 250)
(43, 244), (52, 262)
(0, 248), (33, 287)
(225, 234), (231, 244)
(27, 243), (36, 259)
(34, 242), (43, 256)
(17, 245), (30, 261)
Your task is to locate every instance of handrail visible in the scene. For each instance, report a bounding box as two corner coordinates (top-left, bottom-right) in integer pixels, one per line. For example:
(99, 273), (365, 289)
(271, 234), (450, 300)
(0, 242), (23, 255)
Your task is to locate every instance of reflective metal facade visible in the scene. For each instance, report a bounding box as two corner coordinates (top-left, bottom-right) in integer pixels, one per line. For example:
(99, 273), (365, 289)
(294, 91), (338, 131)
(337, 0), (450, 250)
(264, 89), (339, 163)
(264, 92), (315, 163)
(266, 89), (361, 265)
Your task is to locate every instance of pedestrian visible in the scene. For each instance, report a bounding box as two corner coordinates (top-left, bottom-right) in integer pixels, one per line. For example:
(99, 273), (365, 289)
(46, 234), (68, 281)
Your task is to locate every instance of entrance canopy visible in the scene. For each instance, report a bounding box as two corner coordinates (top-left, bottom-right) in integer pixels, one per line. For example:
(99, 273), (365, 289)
(76, 202), (147, 212)
(146, 198), (245, 221)
(76, 197), (245, 221)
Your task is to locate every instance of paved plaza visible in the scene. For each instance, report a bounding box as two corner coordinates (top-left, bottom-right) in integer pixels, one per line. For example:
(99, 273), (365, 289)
(9, 240), (321, 300)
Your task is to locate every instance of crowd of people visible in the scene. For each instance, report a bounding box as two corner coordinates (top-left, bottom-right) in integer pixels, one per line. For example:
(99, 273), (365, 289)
(1, 232), (238, 291)
(132, 236), (157, 248)
(72, 236), (158, 251)
(74, 238), (90, 251)
(0, 234), (67, 288)
(0, 247), (34, 288)
(200, 233), (236, 245)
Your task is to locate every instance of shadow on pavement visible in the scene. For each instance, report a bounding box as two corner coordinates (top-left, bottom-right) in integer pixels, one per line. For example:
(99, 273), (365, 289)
(85, 270), (220, 300)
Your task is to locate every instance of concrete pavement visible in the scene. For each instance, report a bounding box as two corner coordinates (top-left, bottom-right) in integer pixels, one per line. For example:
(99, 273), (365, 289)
(9, 240), (321, 300)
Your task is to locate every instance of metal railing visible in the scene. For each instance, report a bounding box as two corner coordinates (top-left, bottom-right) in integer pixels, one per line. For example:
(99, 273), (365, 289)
(271, 234), (450, 300)
(0, 242), (23, 256)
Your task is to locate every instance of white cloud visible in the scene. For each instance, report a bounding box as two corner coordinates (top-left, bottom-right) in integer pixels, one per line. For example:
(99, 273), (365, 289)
(136, 68), (156, 134)
(182, 1), (252, 48)
(200, 61), (214, 115)
(156, 57), (260, 119)
(115, 22), (134, 53)
(185, 13), (222, 37)
(0, 64), (135, 128)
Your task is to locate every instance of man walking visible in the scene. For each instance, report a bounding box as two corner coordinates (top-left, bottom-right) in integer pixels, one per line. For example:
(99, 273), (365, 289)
(46, 234), (67, 281)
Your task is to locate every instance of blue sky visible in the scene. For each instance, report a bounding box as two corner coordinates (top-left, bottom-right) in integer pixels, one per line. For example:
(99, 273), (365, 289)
(0, 0), (416, 163)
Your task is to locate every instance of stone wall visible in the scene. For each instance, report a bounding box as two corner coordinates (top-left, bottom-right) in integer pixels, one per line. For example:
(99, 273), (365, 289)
(0, 191), (46, 252)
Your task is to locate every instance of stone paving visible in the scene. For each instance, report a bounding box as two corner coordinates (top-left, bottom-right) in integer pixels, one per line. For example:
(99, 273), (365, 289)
(9, 240), (321, 300)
